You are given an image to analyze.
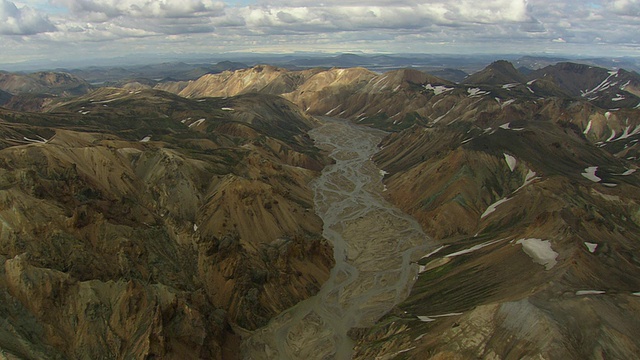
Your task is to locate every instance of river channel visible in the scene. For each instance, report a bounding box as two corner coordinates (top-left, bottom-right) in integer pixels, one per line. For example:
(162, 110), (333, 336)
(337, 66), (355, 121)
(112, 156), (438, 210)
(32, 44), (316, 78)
(242, 118), (435, 359)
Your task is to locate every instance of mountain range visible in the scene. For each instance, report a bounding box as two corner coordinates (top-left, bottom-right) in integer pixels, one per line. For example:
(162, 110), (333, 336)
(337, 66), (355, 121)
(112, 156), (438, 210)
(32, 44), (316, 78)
(0, 59), (639, 359)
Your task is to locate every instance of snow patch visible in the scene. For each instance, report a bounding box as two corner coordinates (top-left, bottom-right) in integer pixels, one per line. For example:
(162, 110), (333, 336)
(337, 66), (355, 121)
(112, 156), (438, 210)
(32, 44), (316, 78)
(582, 166), (601, 182)
(23, 136), (48, 144)
(417, 316), (435, 322)
(583, 120), (592, 135)
(614, 125), (640, 141)
(388, 347), (417, 357)
(582, 72), (618, 97)
(445, 239), (503, 258)
(424, 84), (454, 95)
(140, 136), (151, 143)
(325, 105), (340, 115)
(618, 169), (637, 176)
(516, 238), (558, 270)
(504, 153), (517, 172)
(606, 129), (617, 142)
(432, 312), (463, 318)
(418, 313), (463, 322)
(420, 245), (446, 261)
(467, 87), (489, 97)
(481, 198), (511, 219)
(576, 290), (605, 296)
(584, 242), (598, 253)
(500, 99), (516, 108)
(515, 170), (540, 193)
(189, 118), (206, 128)
(221, 107), (234, 111)
(193, 223), (198, 232)
(92, 97), (123, 104)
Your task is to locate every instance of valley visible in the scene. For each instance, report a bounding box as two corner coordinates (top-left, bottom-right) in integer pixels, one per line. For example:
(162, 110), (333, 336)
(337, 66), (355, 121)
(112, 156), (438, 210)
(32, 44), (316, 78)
(0, 57), (640, 359)
(242, 118), (435, 359)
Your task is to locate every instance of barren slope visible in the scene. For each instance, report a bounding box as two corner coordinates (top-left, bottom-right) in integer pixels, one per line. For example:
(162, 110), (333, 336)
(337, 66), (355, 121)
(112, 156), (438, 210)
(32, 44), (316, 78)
(351, 76), (640, 359)
(0, 88), (334, 359)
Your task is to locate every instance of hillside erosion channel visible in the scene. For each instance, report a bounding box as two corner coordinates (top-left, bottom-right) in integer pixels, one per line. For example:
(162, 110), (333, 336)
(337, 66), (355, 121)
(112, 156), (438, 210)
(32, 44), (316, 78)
(241, 117), (437, 359)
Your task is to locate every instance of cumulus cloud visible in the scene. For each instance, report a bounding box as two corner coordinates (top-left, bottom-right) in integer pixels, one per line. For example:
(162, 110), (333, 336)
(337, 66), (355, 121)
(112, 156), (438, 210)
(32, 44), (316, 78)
(0, 0), (55, 35)
(2, 0), (640, 66)
(51, 0), (225, 19)
(610, 0), (640, 16)
(239, 1), (533, 31)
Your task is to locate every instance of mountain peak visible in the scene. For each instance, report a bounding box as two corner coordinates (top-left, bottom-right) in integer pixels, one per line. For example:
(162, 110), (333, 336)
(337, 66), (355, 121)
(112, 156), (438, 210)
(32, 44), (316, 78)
(462, 60), (526, 86)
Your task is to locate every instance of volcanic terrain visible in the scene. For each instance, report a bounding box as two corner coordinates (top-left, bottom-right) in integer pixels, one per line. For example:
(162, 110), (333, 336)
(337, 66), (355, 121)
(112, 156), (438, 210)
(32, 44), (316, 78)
(0, 59), (639, 359)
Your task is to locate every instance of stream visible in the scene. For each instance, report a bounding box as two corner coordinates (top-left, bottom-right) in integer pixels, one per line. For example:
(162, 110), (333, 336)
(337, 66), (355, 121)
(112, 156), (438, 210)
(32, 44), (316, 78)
(241, 118), (435, 359)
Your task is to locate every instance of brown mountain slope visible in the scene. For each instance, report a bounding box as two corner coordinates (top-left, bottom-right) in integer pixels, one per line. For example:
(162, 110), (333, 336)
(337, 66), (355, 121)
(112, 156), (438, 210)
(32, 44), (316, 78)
(0, 71), (91, 96)
(528, 62), (640, 109)
(174, 63), (639, 133)
(461, 60), (527, 86)
(0, 88), (334, 359)
(176, 65), (323, 98)
(351, 93), (640, 359)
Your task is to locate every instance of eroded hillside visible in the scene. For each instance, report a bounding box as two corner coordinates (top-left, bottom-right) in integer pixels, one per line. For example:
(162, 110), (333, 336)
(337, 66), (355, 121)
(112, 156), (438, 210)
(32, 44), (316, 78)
(0, 88), (334, 359)
(1, 60), (640, 359)
(349, 64), (640, 359)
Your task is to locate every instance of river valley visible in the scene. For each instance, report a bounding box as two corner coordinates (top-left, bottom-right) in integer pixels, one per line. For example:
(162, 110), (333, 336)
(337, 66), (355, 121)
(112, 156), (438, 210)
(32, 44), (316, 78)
(241, 118), (436, 359)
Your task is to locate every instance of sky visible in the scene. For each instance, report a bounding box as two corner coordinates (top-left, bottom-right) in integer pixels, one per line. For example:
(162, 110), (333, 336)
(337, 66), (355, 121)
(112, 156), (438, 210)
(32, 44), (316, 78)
(1, 0), (639, 69)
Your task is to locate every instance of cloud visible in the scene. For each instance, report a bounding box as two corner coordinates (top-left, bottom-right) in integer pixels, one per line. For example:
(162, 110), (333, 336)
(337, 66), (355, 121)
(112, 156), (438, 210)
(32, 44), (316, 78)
(2, 0), (640, 68)
(0, 0), (55, 35)
(610, 0), (640, 16)
(51, 0), (225, 19)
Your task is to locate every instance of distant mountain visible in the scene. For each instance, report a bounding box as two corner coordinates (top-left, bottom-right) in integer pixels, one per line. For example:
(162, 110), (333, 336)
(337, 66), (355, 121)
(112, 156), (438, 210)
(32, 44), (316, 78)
(67, 60), (249, 84)
(528, 62), (640, 109)
(175, 65), (323, 98)
(462, 60), (527, 86)
(515, 55), (640, 73)
(426, 68), (469, 83)
(0, 71), (91, 96)
(171, 62), (640, 133)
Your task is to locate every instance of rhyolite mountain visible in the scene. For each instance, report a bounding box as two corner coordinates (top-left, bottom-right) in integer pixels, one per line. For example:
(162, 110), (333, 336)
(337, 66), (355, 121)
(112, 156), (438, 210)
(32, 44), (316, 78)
(1, 60), (639, 359)
(0, 71), (92, 97)
(66, 60), (249, 84)
(0, 88), (333, 359)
